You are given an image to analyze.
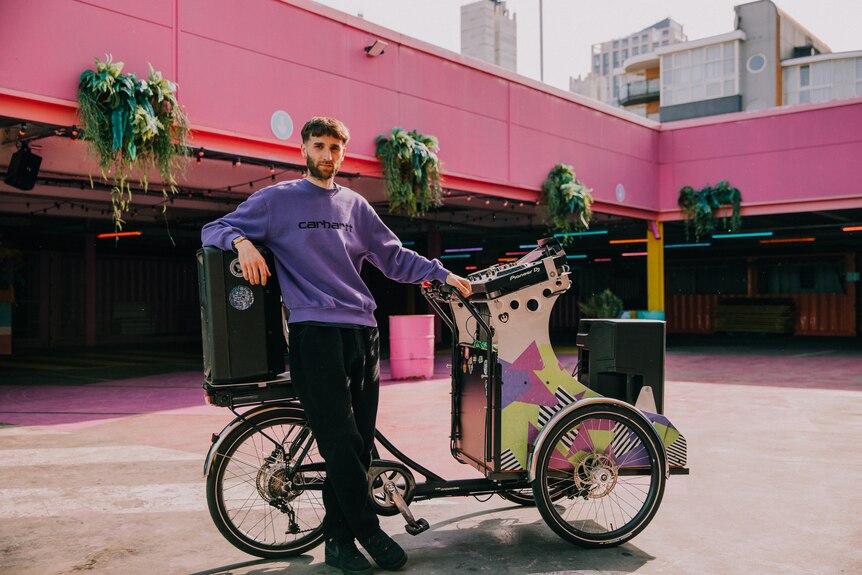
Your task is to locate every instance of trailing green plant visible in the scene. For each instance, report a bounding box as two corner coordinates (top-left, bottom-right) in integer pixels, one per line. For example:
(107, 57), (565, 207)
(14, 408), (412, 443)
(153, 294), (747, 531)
(677, 180), (742, 241)
(77, 55), (190, 231)
(541, 163), (593, 239)
(579, 288), (624, 319)
(374, 128), (443, 217)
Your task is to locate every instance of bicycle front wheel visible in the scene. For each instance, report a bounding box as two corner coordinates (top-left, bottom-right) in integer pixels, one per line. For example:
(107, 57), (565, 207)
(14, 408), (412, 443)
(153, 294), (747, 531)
(532, 403), (666, 548)
(206, 407), (325, 558)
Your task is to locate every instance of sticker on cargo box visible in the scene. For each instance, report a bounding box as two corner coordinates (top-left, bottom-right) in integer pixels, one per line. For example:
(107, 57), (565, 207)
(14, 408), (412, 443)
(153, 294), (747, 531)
(229, 258), (244, 278)
(229, 285), (254, 311)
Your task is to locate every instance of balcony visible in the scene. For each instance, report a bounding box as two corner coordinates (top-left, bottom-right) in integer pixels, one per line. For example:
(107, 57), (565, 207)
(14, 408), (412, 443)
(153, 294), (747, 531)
(620, 78), (660, 106)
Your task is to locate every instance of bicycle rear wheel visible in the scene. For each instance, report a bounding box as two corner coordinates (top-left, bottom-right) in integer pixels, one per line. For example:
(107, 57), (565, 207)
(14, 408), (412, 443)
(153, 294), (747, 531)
(532, 403), (666, 547)
(206, 407), (325, 558)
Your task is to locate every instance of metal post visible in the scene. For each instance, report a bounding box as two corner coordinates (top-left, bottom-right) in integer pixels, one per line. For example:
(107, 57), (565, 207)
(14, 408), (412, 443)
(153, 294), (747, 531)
(539, 0), (544, 82)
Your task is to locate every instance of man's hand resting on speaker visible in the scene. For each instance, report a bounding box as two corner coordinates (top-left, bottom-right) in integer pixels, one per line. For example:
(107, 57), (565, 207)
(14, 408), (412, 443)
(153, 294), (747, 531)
(236, 240), (271, 286)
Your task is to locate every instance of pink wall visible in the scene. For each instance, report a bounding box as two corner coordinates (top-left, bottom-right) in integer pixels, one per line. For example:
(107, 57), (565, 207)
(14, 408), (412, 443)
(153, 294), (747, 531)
(658, 99), (862, 214)
(0, 0), (661, 214)
(2, 0), (861, 219)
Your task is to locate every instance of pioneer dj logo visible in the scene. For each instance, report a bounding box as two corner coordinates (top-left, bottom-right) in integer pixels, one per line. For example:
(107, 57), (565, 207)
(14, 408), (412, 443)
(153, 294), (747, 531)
(509, 267), (540, 281)
(298, 220), (353, 232)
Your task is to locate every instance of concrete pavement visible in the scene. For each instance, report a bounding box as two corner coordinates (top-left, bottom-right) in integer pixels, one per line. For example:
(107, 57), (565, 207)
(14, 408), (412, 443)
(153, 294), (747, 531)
(1, 337), (861, 574)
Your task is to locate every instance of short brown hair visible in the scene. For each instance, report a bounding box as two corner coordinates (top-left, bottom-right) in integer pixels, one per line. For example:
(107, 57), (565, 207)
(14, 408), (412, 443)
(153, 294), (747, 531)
(301, 116), (350, 144)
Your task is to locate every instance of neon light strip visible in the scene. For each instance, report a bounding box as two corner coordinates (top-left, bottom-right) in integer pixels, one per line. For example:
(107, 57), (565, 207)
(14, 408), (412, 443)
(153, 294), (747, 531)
(440, 254), (471, 259)
(609, 238), (647, 244)
(519, 244), (538, 248)
(712, 232), (773, 238)
(465, 266), (478, 271)
(554, 230), (608, 237)
(566, 255), (588, 259)
(759, 237), (815, 244)
(97, 231), (142, 239)
(622, 252), (648, 257)
(665, 243), (712, 248)
(505, 251), (529, 256)
(444, 247), (483, 253)
(498, 257), (518, 262)
(594, 258), (612, 262)
(401, 241), (415, 246)
(842, 226), (862, 232)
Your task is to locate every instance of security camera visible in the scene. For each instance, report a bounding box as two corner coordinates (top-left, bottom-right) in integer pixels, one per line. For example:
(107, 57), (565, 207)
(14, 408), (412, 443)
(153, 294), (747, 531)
(364, 39), (387, 57)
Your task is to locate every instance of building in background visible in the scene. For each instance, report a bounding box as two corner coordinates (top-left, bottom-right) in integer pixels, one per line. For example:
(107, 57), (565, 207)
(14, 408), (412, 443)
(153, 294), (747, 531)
(583, 0), (862, 122)
(570, 18), (687, 113)
(461, 0), (517, 72)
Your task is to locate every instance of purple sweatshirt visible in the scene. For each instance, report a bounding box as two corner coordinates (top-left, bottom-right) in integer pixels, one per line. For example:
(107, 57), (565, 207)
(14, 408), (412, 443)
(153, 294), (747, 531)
(201, 178), (450, 327)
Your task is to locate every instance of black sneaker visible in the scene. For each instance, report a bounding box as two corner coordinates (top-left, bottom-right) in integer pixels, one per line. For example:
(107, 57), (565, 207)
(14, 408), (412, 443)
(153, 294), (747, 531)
(324, 538), (373, 575)
(359, 529), (408, 570)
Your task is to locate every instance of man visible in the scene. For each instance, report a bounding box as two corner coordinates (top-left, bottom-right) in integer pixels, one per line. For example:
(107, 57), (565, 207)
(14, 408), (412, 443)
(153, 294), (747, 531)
(201, 116), (471, 575)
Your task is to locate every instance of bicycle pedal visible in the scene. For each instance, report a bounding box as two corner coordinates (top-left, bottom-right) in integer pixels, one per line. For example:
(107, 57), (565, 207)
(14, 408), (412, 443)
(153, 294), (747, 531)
(405, 518), (429, 536)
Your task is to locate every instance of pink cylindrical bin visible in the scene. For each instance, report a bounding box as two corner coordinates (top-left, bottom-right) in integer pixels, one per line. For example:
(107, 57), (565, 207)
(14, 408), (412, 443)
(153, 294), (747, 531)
(389, 314), (435, 380)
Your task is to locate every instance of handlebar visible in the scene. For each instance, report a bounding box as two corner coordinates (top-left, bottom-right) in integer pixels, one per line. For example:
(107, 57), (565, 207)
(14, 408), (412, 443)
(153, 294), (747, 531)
(420, 280), (460, 302)
(421, 281), (492, 346)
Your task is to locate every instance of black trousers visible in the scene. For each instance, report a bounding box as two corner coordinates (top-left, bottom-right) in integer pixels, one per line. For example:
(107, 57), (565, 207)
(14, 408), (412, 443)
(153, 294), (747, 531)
(288, 323), (381, 542)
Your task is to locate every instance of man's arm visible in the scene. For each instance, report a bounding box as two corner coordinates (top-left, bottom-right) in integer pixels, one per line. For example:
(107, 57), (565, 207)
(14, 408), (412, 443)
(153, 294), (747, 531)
(361, 202), (472, 297)
(201, 191), (272, 285)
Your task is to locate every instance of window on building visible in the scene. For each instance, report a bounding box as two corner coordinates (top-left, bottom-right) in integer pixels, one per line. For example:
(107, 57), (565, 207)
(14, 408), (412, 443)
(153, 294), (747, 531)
(661, 42), (738, 107)
(667, 263), (747, 295)
(633, 46), (640, 56)
(622, 38), (628, 48)
(663, 29), (669, 37)
(797, 62), (834, 104)
(642, 34), (649, 43)
(602, 53), (609, 75)
(593, 55), (601, 75)
(613, 75), (620, 98)
(756, 258), (844, 294)
(746, 54), (766, 73)
(653, 42), (660, 50)
(613, 40), (619, 49)
(622, 49), (628, 61)
(613, 51), (620, 68)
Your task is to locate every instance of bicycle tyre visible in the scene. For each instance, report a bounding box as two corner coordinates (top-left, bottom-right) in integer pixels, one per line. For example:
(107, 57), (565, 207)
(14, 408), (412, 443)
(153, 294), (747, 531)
(532, 403), (666, 547)
(206, 406), (325, 558)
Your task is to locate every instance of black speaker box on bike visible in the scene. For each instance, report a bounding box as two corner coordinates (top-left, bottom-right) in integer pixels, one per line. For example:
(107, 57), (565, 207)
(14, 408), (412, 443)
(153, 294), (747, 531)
(197, 246), (286, 385)
(575, 319), (665, 413)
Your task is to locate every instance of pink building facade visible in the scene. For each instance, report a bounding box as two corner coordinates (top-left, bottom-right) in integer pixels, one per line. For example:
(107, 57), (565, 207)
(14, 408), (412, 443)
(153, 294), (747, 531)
(1, 0), (861, 347)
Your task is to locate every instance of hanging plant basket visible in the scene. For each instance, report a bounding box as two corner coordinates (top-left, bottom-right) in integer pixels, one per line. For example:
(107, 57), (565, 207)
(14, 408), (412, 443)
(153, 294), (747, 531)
(541, 163), (594, 238)
(677, 180), (742, 241)
(374, 128), (443, 217)
(77, 55), (190, 231)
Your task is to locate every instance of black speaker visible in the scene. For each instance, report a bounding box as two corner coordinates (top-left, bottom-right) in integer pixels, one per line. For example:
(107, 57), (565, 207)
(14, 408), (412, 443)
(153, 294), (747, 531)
(197, 246), (286, 385)
(576, 319), (665, 413)
(4, 147), (42, 191)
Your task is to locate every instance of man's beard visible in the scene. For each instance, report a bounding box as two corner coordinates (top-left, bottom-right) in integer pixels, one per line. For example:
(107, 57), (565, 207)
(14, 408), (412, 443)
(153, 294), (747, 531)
(306, 157), (336, 180)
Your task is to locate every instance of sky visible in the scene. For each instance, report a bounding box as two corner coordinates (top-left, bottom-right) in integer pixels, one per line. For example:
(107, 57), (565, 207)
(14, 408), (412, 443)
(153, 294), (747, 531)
(311, 0), (862, 91)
